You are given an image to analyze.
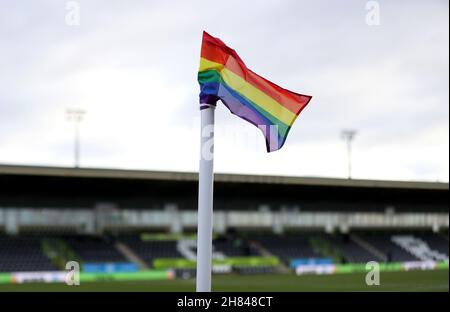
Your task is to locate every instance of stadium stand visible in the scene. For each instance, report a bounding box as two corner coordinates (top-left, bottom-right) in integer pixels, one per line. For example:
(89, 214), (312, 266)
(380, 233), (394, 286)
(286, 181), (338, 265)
(117, 234), (260, 267)
(118, 235), (183, 266)
(0, 165), (448, 276)
(63, 235), (126, 263)
(359, 233), (420, 262)
(246, 232), (324, 264)
(213, 236), (260, 257)
(324, 233), (383, 263)
(419, 233), (449, 256)
(0, 234), (56, 272)
(390, 234), (448, 262)
(0, 231), (449, 274)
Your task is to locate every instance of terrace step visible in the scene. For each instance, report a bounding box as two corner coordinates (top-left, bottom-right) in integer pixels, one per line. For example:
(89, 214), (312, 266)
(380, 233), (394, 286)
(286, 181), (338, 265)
(115, 242), (149, 270)
(350, 234), (387, 262)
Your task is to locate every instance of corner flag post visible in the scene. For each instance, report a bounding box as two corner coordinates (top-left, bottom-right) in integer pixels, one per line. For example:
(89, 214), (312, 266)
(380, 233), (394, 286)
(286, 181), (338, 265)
(196, 104), (215, 292)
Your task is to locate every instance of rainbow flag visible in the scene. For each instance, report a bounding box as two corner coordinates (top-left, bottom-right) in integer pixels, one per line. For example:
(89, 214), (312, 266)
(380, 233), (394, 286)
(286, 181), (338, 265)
(198, 31), (312, 152)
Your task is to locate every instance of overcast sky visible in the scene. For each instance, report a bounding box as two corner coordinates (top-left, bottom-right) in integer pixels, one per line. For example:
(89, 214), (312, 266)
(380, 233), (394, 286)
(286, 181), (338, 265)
(0, 0), (448, 182)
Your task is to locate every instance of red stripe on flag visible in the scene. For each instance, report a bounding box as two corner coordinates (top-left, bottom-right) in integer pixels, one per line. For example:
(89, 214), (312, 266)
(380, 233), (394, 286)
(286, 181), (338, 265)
(200, 31), (311, 115)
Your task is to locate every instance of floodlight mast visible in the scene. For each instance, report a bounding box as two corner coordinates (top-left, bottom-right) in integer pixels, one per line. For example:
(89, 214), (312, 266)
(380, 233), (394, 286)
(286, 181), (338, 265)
(341, 129), (357, 179)
(66, 109), (85, 168)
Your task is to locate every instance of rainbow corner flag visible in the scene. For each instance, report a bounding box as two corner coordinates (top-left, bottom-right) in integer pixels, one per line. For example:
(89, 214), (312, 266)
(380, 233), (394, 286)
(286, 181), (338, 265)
(198, 31), (312, 152)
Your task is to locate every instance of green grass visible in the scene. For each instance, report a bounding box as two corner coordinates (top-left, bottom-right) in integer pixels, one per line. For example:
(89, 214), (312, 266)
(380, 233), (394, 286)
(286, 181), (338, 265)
(0, 270), (448, 292)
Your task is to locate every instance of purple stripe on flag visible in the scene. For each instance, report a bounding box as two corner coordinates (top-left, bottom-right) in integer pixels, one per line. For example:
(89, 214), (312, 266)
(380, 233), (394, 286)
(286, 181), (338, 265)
(217, 84), (270, 128)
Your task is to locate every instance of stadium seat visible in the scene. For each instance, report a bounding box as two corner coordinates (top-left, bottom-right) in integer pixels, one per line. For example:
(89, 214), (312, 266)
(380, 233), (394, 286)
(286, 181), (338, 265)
(0, 234), (56, 272)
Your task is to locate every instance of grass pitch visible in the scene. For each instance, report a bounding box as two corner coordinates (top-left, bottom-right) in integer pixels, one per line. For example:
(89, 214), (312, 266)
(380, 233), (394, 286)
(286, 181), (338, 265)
(0, 269), (448, 292)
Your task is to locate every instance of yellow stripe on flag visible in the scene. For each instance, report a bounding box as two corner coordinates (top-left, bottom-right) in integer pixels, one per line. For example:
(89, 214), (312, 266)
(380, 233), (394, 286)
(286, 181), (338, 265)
(199, 58), (297, 126)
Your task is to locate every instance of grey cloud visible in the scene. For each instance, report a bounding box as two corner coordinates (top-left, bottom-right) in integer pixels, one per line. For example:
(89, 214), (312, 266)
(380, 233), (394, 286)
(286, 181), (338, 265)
(0, 0), (448, 181)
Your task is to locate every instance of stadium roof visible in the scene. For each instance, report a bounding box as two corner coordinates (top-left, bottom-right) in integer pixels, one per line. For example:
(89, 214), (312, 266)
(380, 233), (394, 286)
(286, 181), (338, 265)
(0, 164), (447, 191)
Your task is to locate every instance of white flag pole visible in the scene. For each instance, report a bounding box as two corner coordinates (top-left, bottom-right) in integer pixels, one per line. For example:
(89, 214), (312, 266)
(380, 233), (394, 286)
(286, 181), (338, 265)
(196, 103), (215, 292)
